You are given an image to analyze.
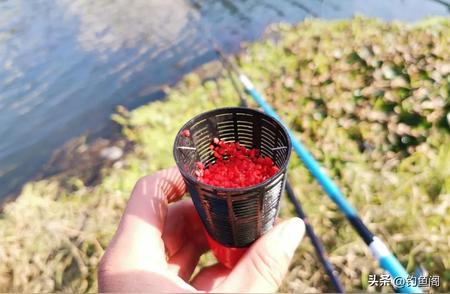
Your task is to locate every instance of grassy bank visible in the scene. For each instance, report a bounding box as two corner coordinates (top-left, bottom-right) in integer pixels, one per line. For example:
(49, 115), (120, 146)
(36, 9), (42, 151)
(0, 17), (449, 292)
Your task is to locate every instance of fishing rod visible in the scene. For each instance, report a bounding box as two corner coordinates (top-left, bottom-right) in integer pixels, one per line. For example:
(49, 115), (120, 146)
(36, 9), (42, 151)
(285, 182), (344, 292)
(212, 48), (421, 293)
(189, 5), (419, 292)
(216, 47), (344, 292)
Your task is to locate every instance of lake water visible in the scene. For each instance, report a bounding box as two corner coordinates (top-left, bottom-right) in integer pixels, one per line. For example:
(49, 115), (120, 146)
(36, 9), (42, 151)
(0, 0), (449, 201)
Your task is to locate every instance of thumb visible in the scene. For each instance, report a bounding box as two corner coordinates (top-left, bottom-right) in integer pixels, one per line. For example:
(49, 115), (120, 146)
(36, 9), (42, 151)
(214, 217), (305, 293)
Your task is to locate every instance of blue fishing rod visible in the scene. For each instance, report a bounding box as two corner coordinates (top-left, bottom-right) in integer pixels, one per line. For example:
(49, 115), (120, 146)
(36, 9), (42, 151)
(218, 52), (421, 293)
(190, 6), (419, 291)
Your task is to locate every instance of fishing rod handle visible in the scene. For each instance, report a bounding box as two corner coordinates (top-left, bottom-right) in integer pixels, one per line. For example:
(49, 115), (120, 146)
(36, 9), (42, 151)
(351, 218), (421, 293)
(369, 237), (421, 293)
(380, 254), (421, 293)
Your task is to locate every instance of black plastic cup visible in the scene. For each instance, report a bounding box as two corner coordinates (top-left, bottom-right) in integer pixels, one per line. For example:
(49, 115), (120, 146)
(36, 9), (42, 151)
(173, 107), (291, 262)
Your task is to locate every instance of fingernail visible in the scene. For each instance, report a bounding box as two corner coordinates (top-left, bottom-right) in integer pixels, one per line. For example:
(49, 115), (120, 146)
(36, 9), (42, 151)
(280, 217), (305, 257)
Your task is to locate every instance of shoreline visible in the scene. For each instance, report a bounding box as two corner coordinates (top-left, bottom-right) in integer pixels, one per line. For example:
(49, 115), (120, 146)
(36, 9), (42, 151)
(0, 59), (225, 210)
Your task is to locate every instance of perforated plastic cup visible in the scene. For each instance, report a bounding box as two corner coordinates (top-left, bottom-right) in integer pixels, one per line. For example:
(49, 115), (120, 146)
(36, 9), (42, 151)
(173, 107), (291, 267)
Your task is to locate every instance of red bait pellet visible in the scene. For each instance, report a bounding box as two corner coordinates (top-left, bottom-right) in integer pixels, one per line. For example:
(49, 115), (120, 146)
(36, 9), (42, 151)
(181, 129), (191, 137)
(196, 138), (279, 188)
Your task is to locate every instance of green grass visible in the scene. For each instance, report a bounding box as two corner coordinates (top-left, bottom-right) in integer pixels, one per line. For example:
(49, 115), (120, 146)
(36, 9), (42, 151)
(0, 17), (449, 292)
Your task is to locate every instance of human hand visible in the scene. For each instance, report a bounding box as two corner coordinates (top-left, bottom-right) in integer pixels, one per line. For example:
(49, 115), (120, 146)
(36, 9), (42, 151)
(98, 167), (305, 292)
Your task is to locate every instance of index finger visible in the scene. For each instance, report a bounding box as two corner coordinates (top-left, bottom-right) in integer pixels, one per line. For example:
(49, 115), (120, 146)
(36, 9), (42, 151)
(100, 167), (187, 273)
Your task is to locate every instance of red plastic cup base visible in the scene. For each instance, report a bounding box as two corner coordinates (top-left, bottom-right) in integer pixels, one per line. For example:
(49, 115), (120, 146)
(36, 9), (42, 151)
(202, 227), (248, 269)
